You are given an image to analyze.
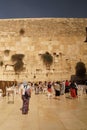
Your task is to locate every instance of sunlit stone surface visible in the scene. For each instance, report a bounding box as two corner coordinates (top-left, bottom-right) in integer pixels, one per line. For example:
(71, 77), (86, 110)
(0, 18), (87, 81)
(0, 90), (87, 130)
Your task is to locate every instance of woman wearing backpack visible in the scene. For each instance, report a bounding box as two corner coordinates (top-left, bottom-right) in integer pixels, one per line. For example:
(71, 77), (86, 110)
(20, 81), (31, 114)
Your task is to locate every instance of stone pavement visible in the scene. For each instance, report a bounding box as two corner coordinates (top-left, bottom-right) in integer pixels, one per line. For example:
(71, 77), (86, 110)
(0, 91), (87, 130)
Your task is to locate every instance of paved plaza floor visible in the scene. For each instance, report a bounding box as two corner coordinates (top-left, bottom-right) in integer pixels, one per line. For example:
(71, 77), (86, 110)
(0, 91), (87, 130)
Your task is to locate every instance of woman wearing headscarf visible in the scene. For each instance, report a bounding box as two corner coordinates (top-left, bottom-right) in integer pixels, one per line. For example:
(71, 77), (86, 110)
(20, 81), (31, 114)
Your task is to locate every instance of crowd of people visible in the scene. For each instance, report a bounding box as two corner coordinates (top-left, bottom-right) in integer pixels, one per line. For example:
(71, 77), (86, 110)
(32, 80), (87, 98)
(2, 80), (87, 115)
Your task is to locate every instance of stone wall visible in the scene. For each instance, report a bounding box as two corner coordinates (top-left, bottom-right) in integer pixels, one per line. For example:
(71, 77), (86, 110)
(0, 18), (87, 82)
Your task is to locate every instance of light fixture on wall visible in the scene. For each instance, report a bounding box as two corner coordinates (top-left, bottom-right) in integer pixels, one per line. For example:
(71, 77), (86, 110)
(84, 27), (87, 42)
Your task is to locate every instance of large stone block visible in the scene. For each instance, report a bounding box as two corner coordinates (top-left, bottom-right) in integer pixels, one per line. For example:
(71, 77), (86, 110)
(0, 18), (87, 81)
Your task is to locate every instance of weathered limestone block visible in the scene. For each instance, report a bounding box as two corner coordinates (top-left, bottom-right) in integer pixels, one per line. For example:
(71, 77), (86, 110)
(0, 18), (87, 81)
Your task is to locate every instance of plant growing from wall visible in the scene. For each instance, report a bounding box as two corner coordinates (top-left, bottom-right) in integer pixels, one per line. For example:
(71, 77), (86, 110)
(19, 28), (25, 35)
(4, 49), (10, 56)
(71, 61), (87, 85)
(0, 61), (3, 67)
(11, 54), (25, 74)
(41, 52), (53, 70)
(75, 61), (86, 78)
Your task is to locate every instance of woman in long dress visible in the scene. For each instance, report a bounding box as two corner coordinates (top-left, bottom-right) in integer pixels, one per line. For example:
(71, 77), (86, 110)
(70, 81), (77, 98)
(20, 81), (31, 114)
(54, 81), (61, 100)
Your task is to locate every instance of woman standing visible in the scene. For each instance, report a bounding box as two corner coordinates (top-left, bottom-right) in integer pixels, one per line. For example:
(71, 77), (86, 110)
(47, 82), (52, 99)
(70, 81), (77, 98)
(20, 81), (31, 114)
(54, 81), (61, 100)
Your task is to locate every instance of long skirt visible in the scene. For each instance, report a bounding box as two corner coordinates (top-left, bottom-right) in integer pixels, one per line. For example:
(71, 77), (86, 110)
(55, 90), (60, 96)
(70, 88), (76, 98)
(65, 87), (70, 93)
(22, 95), (30, 114)
(48, 88), (52, 93)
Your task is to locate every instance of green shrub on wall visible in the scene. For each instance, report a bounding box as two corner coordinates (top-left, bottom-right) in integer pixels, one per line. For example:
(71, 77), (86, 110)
(19, 28), (25, 35)
(0, 61), (3, 66)
(4, 49), (10, 56)
(71, 61), (87, 85)
(75, 61), (86, 78)
(11, 54), (24, 62)
(11, 54), (25, 74)
(41, 52), (53, 69)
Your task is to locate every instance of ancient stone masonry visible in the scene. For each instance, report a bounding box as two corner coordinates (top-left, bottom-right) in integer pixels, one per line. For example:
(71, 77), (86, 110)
(0, 18), (87, 81)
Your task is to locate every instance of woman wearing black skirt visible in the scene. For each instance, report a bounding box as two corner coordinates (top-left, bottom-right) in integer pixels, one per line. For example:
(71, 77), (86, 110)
(54, 81), (61, 99)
